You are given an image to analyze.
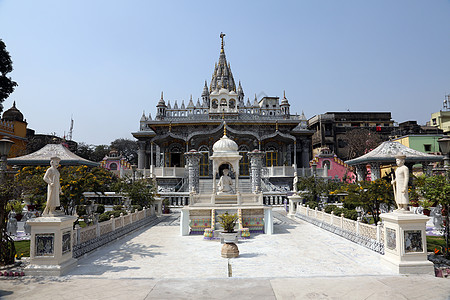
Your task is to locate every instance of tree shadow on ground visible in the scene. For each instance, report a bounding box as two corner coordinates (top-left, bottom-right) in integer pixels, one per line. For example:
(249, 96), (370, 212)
(69, 242), (163, 276)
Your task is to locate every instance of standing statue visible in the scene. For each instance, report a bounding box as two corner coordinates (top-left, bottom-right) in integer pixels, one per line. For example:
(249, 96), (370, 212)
(42, 157), (61, 215)
(391, 153), (409, 211)
(218, 169), (234, 194)
(293, 172), (298, 194)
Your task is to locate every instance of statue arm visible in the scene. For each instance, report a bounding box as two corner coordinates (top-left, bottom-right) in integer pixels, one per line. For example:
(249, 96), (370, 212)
(43, 169), (54, 186)
(402, 168), (409, 193)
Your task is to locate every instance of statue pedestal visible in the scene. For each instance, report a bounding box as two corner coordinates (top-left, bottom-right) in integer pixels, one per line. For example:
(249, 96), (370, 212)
(380, 211), (434, 275)
(288, 195), (302, 218)
(25, 215), (78, 276)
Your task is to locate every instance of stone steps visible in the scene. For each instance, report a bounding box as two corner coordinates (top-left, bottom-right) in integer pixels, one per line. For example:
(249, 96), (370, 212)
(199, 179), (252, 194)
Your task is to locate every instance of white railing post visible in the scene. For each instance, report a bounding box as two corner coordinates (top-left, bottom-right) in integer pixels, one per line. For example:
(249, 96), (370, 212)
(120, 212), (124, 228)
(75, 225), (80, 245)
(356, 217), (361, 235)
(96, 222), (100, 238)
(340, 213), (344, 229)
(111, 215), (115, 231)
(330, 211), (334, 225)
(315, 207), (318, 219)
(376, 221), (382, 241)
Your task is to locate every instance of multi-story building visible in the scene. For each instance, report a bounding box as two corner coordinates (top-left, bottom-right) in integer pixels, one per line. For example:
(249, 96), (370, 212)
(308, 112), (396, 161)
(430, 94), (450, 134)
(0, 102), (32, 158)
(133, 35), (313, 193)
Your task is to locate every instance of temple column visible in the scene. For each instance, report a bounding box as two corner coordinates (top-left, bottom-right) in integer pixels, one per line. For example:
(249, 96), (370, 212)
(137, 141), (146, 169)
(184, 150), (202, 194)
(356, 164), (367, 181)
(302, 140), (310, 168)
(370, 162), (381, 181)
(293, 141), (297, 169)
(248, 150), (265, 193)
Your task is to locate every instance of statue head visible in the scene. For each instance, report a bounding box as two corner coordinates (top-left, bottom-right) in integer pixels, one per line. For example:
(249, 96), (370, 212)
(50, 156), (61, 167)
(223, 169), (229, 176)
(395, 153), (406, 166)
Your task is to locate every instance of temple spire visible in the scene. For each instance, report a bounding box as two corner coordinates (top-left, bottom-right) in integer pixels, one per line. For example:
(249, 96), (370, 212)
(220, 32), (226, 53)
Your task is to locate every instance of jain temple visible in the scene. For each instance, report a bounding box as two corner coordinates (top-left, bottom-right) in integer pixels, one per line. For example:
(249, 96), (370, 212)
(132, 34), (314, 202)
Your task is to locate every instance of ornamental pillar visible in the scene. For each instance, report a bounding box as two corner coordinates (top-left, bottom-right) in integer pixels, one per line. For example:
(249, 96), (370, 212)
(248, 150), (265, 193)
(137, 141), (146, 169)
(184, 150), (203, 194)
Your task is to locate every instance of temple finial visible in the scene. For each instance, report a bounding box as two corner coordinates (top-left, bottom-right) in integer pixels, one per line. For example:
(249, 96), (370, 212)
(223, 122), (227, 136)
(161, 91), (163, 100)
(220, 32), (226, 53)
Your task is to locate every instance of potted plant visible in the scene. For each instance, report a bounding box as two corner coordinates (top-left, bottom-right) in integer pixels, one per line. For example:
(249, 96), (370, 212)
(218, 212), (239, 258)
(419, 198), (433, 216)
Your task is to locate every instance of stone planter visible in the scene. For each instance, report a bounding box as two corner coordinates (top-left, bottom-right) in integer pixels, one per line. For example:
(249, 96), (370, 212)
(221, 242), (239, 258)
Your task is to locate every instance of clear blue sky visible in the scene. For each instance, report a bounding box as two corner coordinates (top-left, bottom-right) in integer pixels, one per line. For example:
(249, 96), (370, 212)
(0, 0), (449, 145)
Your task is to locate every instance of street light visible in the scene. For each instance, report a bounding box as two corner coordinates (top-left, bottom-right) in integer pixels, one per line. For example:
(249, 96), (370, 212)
(438, 137), (450, 170)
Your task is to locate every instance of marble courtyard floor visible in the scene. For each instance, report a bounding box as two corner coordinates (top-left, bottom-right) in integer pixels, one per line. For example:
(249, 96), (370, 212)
(2, 208), (450, 299)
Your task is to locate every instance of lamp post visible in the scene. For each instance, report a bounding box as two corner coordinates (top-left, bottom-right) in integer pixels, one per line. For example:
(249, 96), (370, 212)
(438, 137), (450, 173)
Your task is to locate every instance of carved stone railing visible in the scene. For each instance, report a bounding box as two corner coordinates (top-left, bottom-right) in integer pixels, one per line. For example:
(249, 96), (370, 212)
(73, 207), (158, 258)
(296, 204), (384, 254)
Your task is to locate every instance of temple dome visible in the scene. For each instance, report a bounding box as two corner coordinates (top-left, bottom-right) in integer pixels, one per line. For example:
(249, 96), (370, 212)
(2, 101), (24, 122)
(212, 134), (238, 153)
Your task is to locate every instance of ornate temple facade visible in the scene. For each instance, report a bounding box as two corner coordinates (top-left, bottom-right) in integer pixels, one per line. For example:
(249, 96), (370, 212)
(133, 35), (313, 191)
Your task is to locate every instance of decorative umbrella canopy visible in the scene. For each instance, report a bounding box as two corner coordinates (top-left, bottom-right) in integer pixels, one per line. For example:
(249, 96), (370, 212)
(345, 141), (443, 166)
(7, 144), (99, 167)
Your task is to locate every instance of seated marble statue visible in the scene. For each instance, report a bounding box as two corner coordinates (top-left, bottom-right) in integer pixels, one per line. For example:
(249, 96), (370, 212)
(217, 169), (234, 194)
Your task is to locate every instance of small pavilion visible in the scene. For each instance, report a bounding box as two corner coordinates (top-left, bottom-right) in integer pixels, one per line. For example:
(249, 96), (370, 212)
(345, 141), (443, 181)
(7, 144), (98, 167)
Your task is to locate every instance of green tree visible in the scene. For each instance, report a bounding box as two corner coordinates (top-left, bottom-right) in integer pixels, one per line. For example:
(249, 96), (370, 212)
(415, 174), (450, 258)
(16, 165), (118, 215)
(336, 179), (394, 224)
(297, 176), (343, 206)
(0, 39), (18, 113)
(0, 178), (19, 265)
(110, 138), (138, 164)
(112, 177), (154, 208)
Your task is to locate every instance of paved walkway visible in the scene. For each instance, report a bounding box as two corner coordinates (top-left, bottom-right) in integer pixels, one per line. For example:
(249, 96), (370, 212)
(1, 209), (450, 299)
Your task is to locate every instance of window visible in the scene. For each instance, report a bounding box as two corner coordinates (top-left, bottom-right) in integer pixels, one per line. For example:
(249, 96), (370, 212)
(229, 99), (235, 108)
(239, 152), (249, 176)
(424, 144), (432, 152)
(266, 151), (277, 167)
(199, 152), (209, 177)
(212, 99), (218, 109)
(432, 118), (437, 125)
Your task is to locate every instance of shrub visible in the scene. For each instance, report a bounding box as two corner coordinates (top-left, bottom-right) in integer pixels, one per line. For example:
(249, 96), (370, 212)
(306, 201), (318, 209)
(218, 212), (238, 233)
(76, 205), (87, 216)
(98, 210), (127, 222)
(96, 204), (105, 214)
(113, 205), (123, 211)
(132, 204), (143, 211)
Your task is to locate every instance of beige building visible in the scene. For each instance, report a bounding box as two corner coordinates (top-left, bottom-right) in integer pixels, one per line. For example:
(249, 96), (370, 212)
(430, 94), (450, 134)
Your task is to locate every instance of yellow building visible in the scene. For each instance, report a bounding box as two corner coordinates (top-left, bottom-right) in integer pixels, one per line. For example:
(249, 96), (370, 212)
(430, 110), (450, 134)
(0, 102), (28, 158)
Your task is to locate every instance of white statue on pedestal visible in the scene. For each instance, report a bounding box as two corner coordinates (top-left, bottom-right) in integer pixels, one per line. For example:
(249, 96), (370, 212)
(42, 157), (61, 216)
(391, 153), (409, 211)
(293, 172), (298, 195)
(218, 169), (234, 194)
